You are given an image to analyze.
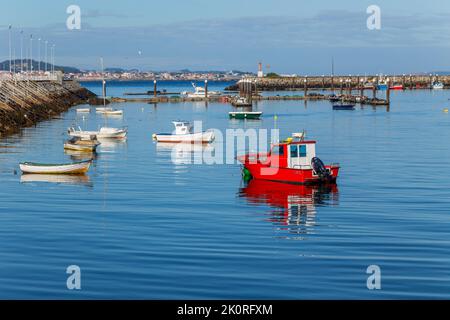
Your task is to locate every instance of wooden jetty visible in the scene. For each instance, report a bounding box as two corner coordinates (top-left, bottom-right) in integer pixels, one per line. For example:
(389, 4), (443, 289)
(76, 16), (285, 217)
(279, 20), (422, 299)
(0, 79), (95, 137)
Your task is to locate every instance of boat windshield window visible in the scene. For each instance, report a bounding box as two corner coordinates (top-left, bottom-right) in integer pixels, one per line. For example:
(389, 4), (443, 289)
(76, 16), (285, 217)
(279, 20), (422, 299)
(299, 145), (307, 157)
(290, 145), (298, 158)
(271, 145), (284, 156)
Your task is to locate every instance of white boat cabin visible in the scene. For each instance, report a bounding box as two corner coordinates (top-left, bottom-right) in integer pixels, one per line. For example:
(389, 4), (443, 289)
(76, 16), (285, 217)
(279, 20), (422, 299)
(287, 141), (316, 169)
(270, 138), (317, 169)
(172, 121), (193, 135)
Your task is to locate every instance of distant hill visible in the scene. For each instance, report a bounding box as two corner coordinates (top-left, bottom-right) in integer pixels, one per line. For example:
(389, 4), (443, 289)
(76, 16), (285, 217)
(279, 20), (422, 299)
(104, 67), (136, 73)
(0, 60), (81, 73)
(178, 69), (252, 75)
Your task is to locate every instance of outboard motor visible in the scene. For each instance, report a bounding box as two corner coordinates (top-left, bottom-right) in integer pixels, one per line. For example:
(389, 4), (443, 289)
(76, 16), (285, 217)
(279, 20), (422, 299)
(311, 157), (331, 181)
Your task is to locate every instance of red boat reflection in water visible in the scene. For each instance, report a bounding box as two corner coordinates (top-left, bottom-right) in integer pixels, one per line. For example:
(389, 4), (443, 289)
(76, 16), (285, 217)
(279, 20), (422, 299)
(239, 179), (339, 235)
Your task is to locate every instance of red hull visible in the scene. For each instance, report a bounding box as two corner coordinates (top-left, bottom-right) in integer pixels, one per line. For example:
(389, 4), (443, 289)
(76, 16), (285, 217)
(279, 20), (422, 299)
(239, 154), (339, 184)
(390, 85), (403, 90)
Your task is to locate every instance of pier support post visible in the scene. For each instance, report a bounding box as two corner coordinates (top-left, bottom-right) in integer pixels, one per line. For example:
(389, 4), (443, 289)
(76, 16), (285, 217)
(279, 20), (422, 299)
(372, 85), (377, 99)
(331, 76), (334, 92)
(402, 74), (405, 90)
(304, 77), (308, 97)
(429, 74), (433, 89)
(153, 80), (157, 97)
(360, 79), (364, 98)
(340, 79), (343, 95)
(409, 75), (413, 90)
(205, 79), (208, 99)
(386, 79), (391, 104)
(322, 75), (325, 89)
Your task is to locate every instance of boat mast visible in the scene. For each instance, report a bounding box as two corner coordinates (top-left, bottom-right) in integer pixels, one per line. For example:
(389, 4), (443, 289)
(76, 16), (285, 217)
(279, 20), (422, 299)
(100, 57), (107, 127)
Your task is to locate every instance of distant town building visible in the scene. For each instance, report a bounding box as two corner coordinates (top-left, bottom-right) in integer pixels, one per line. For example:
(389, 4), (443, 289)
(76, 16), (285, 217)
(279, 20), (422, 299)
(257, 62), (264, 78)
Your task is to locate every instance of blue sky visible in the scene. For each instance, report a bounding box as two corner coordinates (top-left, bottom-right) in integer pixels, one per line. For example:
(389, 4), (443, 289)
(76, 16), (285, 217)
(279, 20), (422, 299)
(1, 0), (450, 74)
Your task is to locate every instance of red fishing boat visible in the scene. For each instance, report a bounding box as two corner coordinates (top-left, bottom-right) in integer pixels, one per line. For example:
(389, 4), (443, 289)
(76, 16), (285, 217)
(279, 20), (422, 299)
(389, 84), (403, 90)
(237, 135), (340, 185)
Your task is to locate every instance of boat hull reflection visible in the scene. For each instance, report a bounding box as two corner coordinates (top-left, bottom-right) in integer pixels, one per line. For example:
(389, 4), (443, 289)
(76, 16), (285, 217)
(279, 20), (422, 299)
(20, 174), (92, 186)
(156, 142), (215, 164)
(240, 179), (339, 234)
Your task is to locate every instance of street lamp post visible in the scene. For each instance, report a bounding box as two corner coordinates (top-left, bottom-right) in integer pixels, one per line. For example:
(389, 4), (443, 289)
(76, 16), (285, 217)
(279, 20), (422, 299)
(44, 41), (48, 72)
(20, 30), (23, 73)
(38, 38), (41, 73)
(8, 25), (12, 74)
(51, 45), (55, 74)
(29, 35), (33, 72)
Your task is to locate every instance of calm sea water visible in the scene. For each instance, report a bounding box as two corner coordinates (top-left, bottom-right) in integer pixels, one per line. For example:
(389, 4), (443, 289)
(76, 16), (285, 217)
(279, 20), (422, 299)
(1, 81), (450, 299)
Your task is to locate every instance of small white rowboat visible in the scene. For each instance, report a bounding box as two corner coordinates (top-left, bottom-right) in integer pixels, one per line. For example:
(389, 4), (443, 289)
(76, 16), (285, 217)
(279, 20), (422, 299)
(68, 126), (127, 139)
(96, 107), (111, 113)
(76, 108), (90, 113)
(102, 109), (123, 116)
(20, 160), (92, 174)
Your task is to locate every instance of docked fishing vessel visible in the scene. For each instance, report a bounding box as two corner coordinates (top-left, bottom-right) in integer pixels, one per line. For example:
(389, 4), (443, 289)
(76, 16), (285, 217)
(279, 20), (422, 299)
(364, 82), (375, 89)
(153, 121), (215, 143)
(19, 160), (92, 174)
(231, 96), (252, 107)
(432, 81), (444, 89)
(237, 135), (339, 185)
(329, 94), (341, 102)
(229, 111), (262, 119)
(377, 80), (388, 90)
(181, 83), (221, 98)
(390, 84), (403, 90)
(68, 126), (127, 139)
(64, 136), (101, 152)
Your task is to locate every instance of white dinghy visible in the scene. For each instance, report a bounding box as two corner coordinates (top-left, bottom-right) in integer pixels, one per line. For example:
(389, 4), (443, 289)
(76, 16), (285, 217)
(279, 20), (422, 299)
(68, 126), (127, 139)
(153, 121), (214, 143)
(20, 160), (92, 174)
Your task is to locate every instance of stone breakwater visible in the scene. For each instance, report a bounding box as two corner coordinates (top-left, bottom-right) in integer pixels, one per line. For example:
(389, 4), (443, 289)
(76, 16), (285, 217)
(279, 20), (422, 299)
(225, 75), (450, 91)
(0, 80), (95, 137)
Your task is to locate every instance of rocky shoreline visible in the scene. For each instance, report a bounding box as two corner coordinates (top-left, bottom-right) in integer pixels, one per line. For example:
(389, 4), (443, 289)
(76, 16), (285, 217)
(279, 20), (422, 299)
(0, 80), (95, 137)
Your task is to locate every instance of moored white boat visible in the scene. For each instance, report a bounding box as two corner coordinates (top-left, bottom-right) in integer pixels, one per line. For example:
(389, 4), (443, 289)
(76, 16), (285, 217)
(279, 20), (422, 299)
(76, 108), (90, 113)
(96, 107), (111, 113)
(68, 126), (127, 139)
(19, 160), (92, 174)
(181, 83), (221, 98)
(102, 109), (123, 115)
(64, 136), (101, 152)
(97, 108), (123, 115)
(153, 121), (214, 143)
(432, 81), (444, 89)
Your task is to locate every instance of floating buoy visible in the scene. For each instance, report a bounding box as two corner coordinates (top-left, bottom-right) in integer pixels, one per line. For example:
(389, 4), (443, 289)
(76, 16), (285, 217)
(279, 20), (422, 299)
(444, 108), (449, 113)
(152, 133), (157, 140)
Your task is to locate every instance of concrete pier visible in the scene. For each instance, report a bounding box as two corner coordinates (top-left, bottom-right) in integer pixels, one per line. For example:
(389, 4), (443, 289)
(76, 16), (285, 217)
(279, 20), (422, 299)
(0, 80), (95, 136)
(225, 74), (448, 91)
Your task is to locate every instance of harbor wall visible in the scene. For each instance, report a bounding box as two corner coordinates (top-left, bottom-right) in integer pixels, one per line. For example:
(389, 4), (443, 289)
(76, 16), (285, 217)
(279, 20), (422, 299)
(225, 75), (450, 91)
(0, 80), (95, 137)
